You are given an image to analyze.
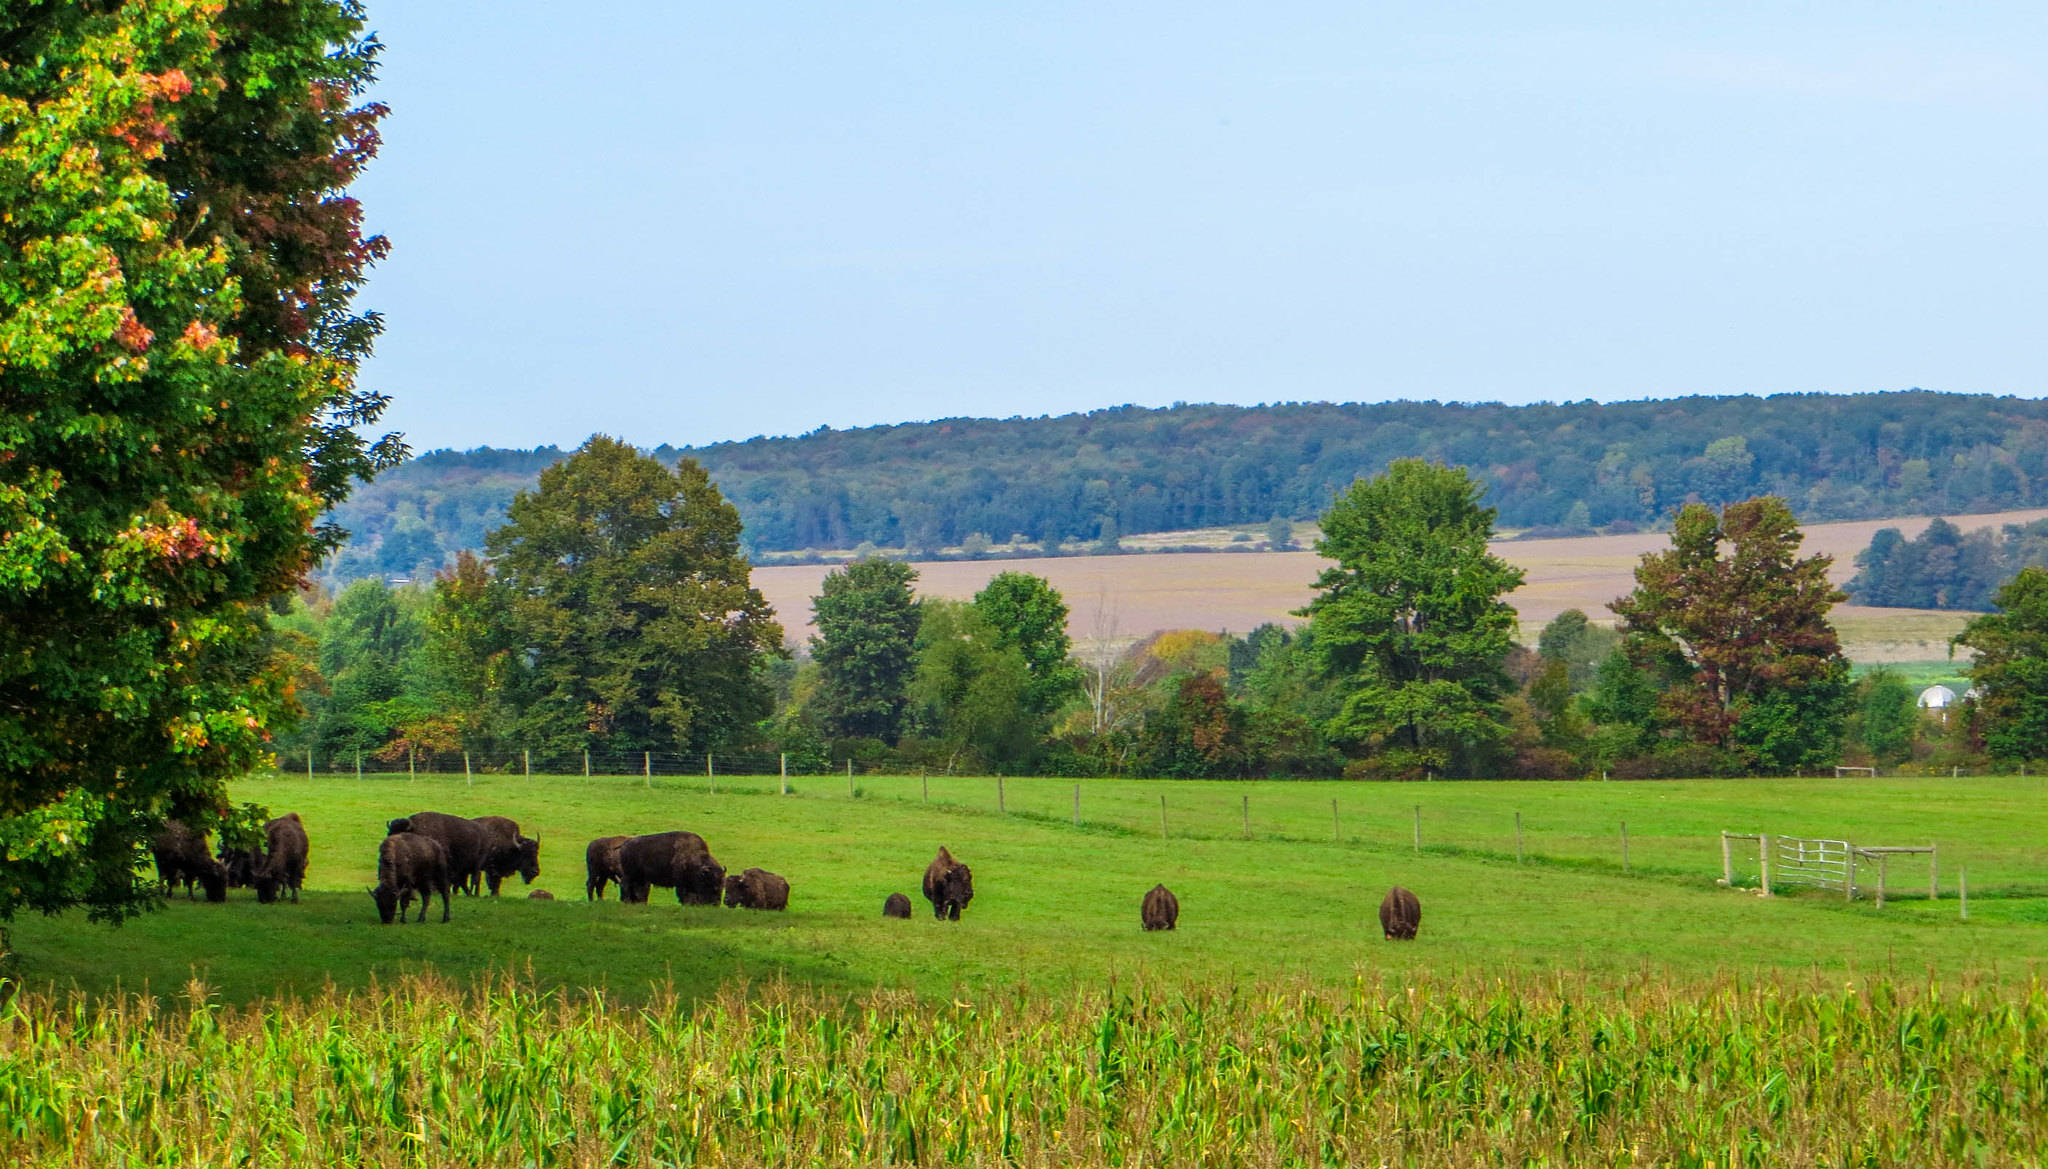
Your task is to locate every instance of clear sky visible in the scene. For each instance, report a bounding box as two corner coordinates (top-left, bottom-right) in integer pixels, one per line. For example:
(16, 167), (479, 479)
(352, 2), (2048, 452)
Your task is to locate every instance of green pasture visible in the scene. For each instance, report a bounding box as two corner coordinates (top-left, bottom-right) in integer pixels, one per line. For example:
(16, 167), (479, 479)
(8, 772), (2046, 1004)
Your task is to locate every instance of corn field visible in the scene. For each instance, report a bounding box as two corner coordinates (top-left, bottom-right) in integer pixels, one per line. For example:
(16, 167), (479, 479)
(4, 972), (2045, 1167)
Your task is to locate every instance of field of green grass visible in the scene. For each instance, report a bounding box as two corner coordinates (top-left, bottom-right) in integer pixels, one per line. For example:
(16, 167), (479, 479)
(8, 771), (2046, 1005)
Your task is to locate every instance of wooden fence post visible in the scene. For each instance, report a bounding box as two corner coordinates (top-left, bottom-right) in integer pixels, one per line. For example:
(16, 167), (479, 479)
(409, 749), (416, 781)
(1159, 794), (1168, 839)
(355, 751), (362, 781)
(1960, 867), (1969, 920)
(1412, 805), (1421, 853)
(1621, 821), (1630, 874)
(1720, 831), (1732, 886)
(583, 750), (590, 777)
(921, 771), (928, 802)
(1242, 793), (1250, 841)
(998, 777), (1006, 814)
(1332, 799), (1340, 843)
(523, 748), (530, 778)
(643, 752), (651, 784)
(1073, 784), (1081, 826)
(1846, 843), (1856, 902)
(847, 759), (855, 798)
(1929, 843), (1938, 901)
(1877, 853), (1889, 907)
(1760, 833), (1771, 897)
(780, 753), (788, 795)
(463, 751), (471, 784)
(1516, 812), (1524, 865)
(307, 752), (313, 782)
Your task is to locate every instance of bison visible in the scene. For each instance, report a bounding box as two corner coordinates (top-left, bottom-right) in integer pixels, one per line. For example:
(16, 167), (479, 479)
(584, 835), (629, 900)
(528, 889), (555, 901)
(1379, 885), (1421, 940)
(1141, 883), (1179, 931)
(474, 814), (541, 896)
(387, 812), (491, 896)
(370, 831), (452, 924)
(616, 831), (725, 906)
(882, 892), (912, 919)
(723, 868), (790, 910)
(217, 843), (261, 889)
(922, 847), (973, 921)
(151, 820), (227, 903)
(252, 813), (309, 904)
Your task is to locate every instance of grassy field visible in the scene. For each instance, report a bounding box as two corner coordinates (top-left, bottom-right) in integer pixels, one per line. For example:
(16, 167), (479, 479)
(8, 772), (2046, 1006)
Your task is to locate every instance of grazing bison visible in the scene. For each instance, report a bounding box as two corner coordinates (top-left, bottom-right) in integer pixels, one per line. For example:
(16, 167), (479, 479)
(1379, 885), (1421, 940)
(388, 812), (491, 896)
(528, 889), (555, 900)
(150, 820), (227, 903)
(616, 831), (725, 906)
(584, 835), (629, 900)
(922, 847), (973, 921)
(723, 868), (790, 910)
(252, 813), (309, 904)
(370, 831), (452, 924)
(217, 843), (261, 889)
(882, 893), (913, 919)
(1141, 884), (1179, 931)
(474, 814), (541, 896)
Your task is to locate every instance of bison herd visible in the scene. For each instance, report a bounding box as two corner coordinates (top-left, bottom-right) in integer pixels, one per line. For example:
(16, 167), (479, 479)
(149, 813), (1426, 942)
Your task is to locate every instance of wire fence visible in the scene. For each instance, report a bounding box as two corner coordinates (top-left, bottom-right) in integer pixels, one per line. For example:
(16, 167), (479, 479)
(284, 749), (847, 780)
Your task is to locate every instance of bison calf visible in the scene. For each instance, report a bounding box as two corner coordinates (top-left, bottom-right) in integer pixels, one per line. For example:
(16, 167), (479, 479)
(1141, 884), (1179, 931)
(922, 847), (973, 921)
(371, 831), (452, 924)
(882, 892), (912, 919)
(253, 813), (309, 905)
(723, 868), (790, 910)
(1379, 885), (1421, 940)
(585, 835), (629, 900)
(528, 889), (555, 901)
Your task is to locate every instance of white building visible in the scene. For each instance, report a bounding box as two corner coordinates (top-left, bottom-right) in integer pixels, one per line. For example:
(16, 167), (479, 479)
(1917, 685), (1958, 710)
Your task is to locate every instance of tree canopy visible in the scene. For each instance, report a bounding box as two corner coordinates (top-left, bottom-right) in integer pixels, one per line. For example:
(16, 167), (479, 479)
(810, 558), (921, 744)
(0, 0), (394, 923)
(1954, 567), (2048, 764)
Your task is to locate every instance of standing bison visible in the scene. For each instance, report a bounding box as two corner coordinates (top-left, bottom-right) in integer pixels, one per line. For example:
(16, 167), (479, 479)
(617, 831), (725, 906)
(252, 813), (309, 904)
(387, 812), (491, 896)
(584, 835), (629, 900)
(1379, 885), (1421, 940)
(922, 847), (973, 921)
(723, 868), (790, 910)
(1141, 884), (1179, 931)
(371, 831), (452, 924)
(882, 893), (912, 919)
(150, 820), (227, 903)
(473, 814), (541, 896)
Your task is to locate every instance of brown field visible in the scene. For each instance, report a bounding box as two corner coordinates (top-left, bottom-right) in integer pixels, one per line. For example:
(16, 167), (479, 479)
(753, 507), (2048, 662)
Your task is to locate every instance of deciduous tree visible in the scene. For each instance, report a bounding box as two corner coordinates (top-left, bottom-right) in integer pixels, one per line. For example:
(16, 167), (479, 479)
(1611, 498), (1850, 772)
(487, 437), (783, 755)
(1954, 566), (2048, 764)
(810, 558), (920, 744)
(1301, 460), (1526, 775)
(972, 572), (1081, 716)
(0, 0), (394, 923)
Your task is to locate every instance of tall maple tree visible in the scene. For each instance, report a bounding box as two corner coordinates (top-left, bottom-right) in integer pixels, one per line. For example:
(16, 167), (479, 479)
(0, 0), (396, 922)
(1611, 497), (1850, 772)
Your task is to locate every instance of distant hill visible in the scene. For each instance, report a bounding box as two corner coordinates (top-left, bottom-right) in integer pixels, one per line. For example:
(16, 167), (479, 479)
(321, 391), (2048, 584)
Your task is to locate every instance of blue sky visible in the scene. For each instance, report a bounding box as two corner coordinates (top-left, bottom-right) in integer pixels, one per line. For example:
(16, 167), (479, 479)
(352, 2), (2048, 452)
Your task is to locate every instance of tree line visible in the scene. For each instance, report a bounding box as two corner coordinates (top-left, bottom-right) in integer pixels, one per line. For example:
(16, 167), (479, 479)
(1846, 516), (2048, 610)
(320, 391), (2048, 584)
(289, 442), (2046, 786)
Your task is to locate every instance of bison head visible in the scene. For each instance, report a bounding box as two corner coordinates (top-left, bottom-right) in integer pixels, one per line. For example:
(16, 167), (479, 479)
(254, 874), (279, 904)
(515, 835), (541, 884)
(722, 873), (747, 908)
(198, 861), (228, 904)
(369, 884), (399, 924)
(386, 817), (412, 836)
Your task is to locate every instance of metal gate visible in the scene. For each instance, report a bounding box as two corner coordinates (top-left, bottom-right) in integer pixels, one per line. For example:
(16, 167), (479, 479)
(1775, 837), (1854, 894)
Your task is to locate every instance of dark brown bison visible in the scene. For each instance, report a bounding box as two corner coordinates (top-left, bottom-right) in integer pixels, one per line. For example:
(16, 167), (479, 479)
(723, 868), (790, 910)
(151, 820), (227, 902)
(474, 814), (541, 895)
(217, 843), (260, 889)
(1379, 885), (1421, 940)
(528, 889), (555, 900)
(1141, 884), (1179, 931)
(388, 812), (491, 896)
(882, 892), (912, 919)
(252, 813), (309, 904)
(616, 831), (725, 906)
(584, 835), (629, 900)
(922, 847), (973, 921)
(371, 830), (452, 924)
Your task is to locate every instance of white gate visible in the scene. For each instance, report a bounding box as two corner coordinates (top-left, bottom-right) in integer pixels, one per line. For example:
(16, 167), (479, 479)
(1775, 837), (1854, 894)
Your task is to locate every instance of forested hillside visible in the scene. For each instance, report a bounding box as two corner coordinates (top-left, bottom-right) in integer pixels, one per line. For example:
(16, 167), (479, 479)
(323, 391), (2048, 583)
